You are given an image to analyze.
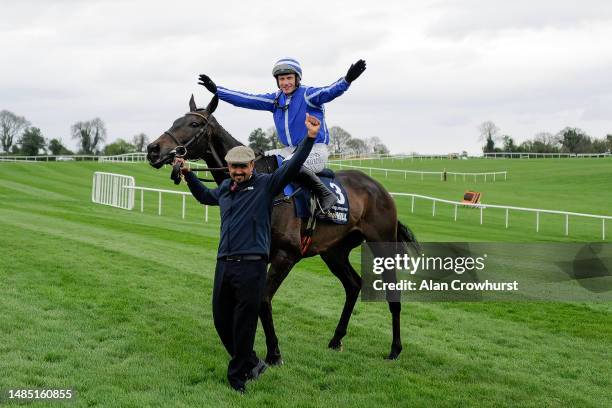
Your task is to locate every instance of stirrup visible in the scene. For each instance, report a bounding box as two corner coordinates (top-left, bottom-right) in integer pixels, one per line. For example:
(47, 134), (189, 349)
(315, 197), (332, 216)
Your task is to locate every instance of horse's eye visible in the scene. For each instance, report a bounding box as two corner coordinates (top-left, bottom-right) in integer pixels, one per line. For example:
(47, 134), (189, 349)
(190, 122), (200, 128)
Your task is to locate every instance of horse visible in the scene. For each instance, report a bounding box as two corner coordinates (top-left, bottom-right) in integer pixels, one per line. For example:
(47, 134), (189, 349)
(146, 94), (420, 364)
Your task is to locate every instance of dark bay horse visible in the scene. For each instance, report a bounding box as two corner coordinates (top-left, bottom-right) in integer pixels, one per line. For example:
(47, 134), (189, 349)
(147, 94), (419, 364)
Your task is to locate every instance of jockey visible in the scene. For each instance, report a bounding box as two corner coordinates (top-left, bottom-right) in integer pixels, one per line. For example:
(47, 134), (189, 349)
(198, 58), (366, 213)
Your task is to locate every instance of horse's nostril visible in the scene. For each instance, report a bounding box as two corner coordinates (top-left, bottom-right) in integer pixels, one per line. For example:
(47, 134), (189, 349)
(147, 143), (160, 153)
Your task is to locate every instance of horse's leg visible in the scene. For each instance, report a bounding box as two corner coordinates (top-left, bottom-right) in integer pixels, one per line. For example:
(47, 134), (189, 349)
(362, 224), (404, 360)
(320, 234), (363, 351)
(259, 249), (298, 366)
(387, 301), (402, 359)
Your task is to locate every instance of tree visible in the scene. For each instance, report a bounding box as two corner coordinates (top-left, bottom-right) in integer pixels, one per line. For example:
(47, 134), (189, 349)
(265, 127), (280, 150)
(606, 134), (612, 152)
(364, 137), (381, 153)
(501, 135), (516, 152)
(328, 126), (352, 155)
(103, 138), (136, 155)
(0, 110), (30, 153)
(48, 138), (73, 155)
(248, 128), (271, 152)
(478, 121), (500, 153)
(132, 133), (149, 152)
(373, 142), (390, 155)
(363, 136), (389, 154)
(557, 127), (590, 153)
(19, 127), (46, 156)
(71, 118), (106, 154)
(346, 138), (367, 155)
(591, 138), (608, 153)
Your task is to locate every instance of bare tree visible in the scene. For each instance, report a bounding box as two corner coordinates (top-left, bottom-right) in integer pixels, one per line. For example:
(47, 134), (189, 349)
(346, 138), (367, 155)
(328, 126), (352, 155)
(0, 110), (30, 153)
(71, 118), (106, 154)
(478, 121), (500, 152)
(132, 133), (149, 152)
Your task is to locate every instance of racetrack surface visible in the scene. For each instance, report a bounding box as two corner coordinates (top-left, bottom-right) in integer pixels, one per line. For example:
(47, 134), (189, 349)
(1, 159), (610, 407)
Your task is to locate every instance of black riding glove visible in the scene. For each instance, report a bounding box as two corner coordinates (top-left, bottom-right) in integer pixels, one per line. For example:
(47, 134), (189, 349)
(345, 59), (366, 83)
(198, 74), (218, 94)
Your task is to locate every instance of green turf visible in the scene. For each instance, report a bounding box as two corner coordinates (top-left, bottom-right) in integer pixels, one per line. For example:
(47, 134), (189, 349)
(0, 159), (611, 407)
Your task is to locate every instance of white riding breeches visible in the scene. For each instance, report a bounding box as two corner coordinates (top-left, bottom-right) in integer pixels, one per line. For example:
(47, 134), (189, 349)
(265, 143), (329, 173)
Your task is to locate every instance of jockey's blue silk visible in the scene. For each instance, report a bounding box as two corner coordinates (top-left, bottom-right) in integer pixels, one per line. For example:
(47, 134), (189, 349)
(216, 78), (350, 147)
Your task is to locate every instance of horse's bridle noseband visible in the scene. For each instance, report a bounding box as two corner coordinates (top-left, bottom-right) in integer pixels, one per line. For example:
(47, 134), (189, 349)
(164, 111), (211, 158)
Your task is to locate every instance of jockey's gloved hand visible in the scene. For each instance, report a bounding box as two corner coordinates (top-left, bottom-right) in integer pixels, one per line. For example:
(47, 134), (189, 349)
(198, 74), (217, 94)
(345, 59), (366, 83)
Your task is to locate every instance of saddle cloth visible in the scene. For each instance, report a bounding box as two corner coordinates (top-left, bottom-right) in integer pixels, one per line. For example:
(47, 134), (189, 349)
(275, 157), (349, 225)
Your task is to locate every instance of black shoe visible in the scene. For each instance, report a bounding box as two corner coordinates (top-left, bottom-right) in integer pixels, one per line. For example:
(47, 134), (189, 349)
(247, 359), (267, 382)
(317, 190), (338, 214)
(296, 167), (337, 214)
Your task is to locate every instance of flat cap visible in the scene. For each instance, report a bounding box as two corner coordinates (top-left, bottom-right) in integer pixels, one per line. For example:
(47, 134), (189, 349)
(225, 146), (255, 164)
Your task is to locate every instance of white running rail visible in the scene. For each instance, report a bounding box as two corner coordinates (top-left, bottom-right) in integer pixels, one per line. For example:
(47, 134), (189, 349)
(91, 172), (135, 210)
(391, 193), (611, 240)
(329, 162), (507, 182)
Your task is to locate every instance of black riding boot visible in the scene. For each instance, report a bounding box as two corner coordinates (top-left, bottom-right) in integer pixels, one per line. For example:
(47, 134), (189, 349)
(297, 167), (337, 213)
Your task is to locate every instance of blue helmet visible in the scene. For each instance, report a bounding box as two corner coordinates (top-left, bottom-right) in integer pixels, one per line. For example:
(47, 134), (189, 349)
(272, 58), (302, 80)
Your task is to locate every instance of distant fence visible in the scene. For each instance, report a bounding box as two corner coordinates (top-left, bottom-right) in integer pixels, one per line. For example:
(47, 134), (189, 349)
(1, 152), (148, 163)
(91, 172), (135, 210)
(484, 152), (611, 159)
(330, 154), (462, 162)
(392, 193), (610, 240)
(98, 153), (147, 163)
(328, 162), (507, 182)
(0, 154), (99, 162)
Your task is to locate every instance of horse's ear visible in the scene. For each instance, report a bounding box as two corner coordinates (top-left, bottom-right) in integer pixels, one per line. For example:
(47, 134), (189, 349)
(205, 95), (219, 115)
(189, 94), (197, 112)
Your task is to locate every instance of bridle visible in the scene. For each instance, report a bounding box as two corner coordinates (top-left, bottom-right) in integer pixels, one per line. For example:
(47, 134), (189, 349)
(162, 110), (267, 179)
(163, 111), (211, 159)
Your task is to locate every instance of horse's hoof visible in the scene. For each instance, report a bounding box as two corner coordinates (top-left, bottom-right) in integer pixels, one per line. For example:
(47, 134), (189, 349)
(328, 339), (343, 351)
(265, 355), (284, 366)
(386, 346), (402, 360)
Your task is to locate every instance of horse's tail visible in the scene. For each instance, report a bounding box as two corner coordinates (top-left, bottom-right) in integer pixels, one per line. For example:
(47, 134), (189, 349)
(397, 221), (422, 254)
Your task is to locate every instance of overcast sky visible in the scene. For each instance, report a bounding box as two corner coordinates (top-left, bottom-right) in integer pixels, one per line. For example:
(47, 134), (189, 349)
(2, 0), (612, 154)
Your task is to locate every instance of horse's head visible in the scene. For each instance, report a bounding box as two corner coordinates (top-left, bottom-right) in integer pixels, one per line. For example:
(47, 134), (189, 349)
(147, 94), (219, 168)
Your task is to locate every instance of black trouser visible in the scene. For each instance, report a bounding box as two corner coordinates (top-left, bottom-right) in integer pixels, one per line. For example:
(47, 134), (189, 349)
(212, 258), (267, 389)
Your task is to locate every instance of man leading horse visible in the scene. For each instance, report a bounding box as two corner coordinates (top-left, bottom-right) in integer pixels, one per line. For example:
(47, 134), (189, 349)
(174, 113), (322, 393)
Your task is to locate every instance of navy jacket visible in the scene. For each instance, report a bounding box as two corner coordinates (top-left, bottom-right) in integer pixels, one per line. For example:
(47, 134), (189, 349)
(184, 137), (315, 258)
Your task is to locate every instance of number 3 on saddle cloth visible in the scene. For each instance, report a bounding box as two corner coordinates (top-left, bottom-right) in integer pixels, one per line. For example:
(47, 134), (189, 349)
(274, 155), (350, 224)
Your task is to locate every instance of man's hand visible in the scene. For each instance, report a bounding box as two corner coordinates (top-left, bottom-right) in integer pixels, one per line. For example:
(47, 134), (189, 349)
(198, 74), (217, 94)
(345, 59), (366, 83)
(305, 113), (321, 138)
(173, 157), (191, 175)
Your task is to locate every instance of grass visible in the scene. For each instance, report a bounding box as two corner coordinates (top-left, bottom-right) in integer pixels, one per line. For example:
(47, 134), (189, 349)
(0, 158), (611, 407)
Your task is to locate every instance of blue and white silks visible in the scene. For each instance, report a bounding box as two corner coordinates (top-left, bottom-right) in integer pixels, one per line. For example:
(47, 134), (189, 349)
(216, 77), (350, 147)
